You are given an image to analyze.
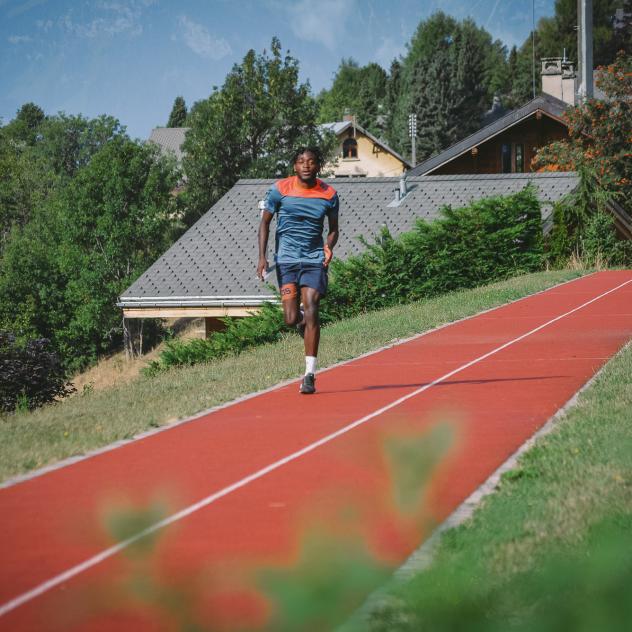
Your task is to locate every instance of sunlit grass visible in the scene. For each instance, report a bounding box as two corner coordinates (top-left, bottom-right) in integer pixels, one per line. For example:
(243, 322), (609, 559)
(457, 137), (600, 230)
(365, 329), (632, 630)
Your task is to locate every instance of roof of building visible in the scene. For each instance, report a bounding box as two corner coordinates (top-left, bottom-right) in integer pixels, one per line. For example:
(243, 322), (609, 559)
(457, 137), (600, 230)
(408, 93), (569, 176)
(320, 121), (413, 168)
(118, 172), (578, 309)
(147, 127), (189, 162)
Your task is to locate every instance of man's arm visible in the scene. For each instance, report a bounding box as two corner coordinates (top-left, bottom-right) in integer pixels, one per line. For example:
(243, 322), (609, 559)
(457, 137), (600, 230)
(323, 214), (339, 267)
(257, 210), (274, 280)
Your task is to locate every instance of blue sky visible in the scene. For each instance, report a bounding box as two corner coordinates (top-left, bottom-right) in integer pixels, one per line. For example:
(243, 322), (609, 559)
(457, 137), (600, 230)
(1, 0), (555, 139)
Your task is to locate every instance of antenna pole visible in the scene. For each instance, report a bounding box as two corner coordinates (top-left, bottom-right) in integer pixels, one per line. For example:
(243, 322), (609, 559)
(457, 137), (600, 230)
(532, 0), (536, 99)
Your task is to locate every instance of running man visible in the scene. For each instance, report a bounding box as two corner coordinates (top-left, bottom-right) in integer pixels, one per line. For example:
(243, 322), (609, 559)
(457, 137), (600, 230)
(257, 147), (339, 394)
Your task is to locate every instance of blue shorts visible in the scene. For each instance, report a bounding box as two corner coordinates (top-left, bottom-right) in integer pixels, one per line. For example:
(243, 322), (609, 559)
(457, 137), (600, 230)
(276, 262), (328, 297)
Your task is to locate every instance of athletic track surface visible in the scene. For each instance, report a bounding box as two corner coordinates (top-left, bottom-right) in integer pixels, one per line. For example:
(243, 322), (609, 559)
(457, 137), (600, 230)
(1, 271), (632, 631)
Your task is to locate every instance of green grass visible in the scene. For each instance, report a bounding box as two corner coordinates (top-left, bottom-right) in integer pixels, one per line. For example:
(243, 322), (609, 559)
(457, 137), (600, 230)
(0, 270), (583, 484)
(365, 309), (632, 630)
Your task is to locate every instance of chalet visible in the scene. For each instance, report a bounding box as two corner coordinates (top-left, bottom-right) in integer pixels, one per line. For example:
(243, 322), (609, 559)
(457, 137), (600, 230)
(320, 118), (411, 177)
(409, 59), (577, 177)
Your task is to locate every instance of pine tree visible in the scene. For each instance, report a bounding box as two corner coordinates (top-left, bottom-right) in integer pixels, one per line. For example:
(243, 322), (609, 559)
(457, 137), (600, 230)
(167, 96), (188, 127)
(389, 12), (492, 163)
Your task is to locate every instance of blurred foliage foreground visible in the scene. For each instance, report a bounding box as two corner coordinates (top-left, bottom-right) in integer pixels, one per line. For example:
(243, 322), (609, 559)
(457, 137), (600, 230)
(38, 395), (632, 632)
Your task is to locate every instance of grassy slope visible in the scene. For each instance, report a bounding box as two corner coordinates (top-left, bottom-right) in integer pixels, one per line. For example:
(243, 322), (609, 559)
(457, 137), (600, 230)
(368, 314), (632, 630)
(0, 270), (582, 483)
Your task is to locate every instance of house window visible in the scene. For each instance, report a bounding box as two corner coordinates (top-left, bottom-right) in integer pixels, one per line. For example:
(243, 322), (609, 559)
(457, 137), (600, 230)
(343, 138), (358, 159)
(515, 144), (524, 172)
(501, 143), (512, 173)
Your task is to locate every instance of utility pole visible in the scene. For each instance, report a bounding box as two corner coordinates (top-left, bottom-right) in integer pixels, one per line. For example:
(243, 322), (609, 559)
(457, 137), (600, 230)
(408, 113), (417, 166)
(577, 0), (594, 101)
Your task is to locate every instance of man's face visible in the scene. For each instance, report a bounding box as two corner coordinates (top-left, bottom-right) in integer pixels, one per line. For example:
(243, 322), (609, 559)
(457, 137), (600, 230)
(294, 151), (319, 183)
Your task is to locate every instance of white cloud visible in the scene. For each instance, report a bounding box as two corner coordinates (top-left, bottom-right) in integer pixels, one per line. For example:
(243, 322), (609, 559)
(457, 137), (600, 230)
(8, 35), (33, 45)
(36, 19), (54, 32)
(286, 0), (356, 50)
(59, 1), (151, 39)
(177, 15), (232, 60)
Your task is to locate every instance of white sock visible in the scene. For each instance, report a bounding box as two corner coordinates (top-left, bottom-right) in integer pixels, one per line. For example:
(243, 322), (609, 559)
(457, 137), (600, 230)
(305, 356), (317, 375)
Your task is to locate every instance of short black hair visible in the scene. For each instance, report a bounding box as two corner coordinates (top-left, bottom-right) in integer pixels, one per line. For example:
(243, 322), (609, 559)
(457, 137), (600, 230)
(292, 146), (323, 167)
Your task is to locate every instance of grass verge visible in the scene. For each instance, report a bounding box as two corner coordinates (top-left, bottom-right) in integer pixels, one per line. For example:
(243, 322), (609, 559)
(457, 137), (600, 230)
(366, 317), (632, 630)
(0, 269), (583, 484)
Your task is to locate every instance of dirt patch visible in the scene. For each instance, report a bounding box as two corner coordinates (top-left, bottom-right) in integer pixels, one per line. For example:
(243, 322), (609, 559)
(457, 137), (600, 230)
(71, 318), (206, 394)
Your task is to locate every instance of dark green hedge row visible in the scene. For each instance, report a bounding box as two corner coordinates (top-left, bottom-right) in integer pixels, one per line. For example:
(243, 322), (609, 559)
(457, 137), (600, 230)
(323, 186), (543, 321)
(147, 187), (544, 373)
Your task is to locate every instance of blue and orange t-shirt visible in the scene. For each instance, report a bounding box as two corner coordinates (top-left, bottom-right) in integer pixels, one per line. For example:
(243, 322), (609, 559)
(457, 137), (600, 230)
(264, 176), (339, 264)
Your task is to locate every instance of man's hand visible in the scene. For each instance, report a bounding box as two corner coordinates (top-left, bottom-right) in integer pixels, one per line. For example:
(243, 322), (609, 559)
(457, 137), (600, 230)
(257, 257), (268, 280)
(323, 244), (333, 267)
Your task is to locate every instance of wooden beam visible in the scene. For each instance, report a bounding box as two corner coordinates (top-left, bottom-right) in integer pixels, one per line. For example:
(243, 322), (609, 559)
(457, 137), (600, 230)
(122, 307), (263, 318)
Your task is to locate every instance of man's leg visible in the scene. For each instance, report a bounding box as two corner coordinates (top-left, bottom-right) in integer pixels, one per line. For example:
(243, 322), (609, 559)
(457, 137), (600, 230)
(278, 264), (301, 326)
(301, 286), (321, 357)
(299, 286), (321, 394)
(280, 283), (301, 326)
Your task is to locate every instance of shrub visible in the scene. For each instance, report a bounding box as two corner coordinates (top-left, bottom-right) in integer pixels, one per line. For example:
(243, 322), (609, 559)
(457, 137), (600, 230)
(147, 187), (545, 374)
(0, 331), (75, 413)
(324, 186), (543, 321)
(143, 303), (286, 375)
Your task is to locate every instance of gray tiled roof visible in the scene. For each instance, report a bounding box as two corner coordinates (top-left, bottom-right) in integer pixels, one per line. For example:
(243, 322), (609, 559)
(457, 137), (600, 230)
(118, 172), (579, 308)
(409, 94), (569, 176)
(147, 127), (189, 162)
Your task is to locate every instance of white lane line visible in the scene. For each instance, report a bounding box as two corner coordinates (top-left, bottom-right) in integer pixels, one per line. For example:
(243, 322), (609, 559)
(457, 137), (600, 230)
(1, 277), (631, 619)
(0, 272), (595, 491)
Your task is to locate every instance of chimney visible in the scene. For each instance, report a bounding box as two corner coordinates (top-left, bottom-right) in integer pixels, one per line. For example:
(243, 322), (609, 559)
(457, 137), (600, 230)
(577, 0), (594, 101)
(541, 58), (577, 105)
(342, 108), (354, 122)
(399, 174), (407, 199)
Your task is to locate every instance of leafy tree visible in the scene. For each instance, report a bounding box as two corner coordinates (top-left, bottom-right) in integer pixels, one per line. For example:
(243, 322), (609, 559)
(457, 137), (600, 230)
(0, 111), (125, 250)
(181, 38), (332, 225)
(317, 60), (389, 135)
(7, 102), (45, 145)
(0, 136), (180, 369)
(37, 113), (124, 178)
(0, 130), (53, 248)
(534, 52), (632, 258)
(167, 96), (188, 127)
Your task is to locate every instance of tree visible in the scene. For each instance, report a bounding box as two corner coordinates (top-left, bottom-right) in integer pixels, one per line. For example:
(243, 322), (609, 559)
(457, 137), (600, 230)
(7, 102), (45, 145)
(181, 38), (332, 225)
(389, 12), (493, 162)
(0, 111), (125, 251)
(317, 60), (389, 136)
(167, 96), (188, 127)
(534, 52), (632, 254)
(0, 136), (180, 369)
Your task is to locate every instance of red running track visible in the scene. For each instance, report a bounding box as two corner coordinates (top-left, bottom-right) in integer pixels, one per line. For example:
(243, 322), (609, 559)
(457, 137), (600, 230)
(1, 271), (632, 631)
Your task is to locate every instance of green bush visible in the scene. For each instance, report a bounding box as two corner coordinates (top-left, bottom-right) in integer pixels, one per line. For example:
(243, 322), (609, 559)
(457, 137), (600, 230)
(0, 331), (75, 413)
(143, 303), (286, 375)
(147, 188), (544, 374)
(324, 186), (543, 321)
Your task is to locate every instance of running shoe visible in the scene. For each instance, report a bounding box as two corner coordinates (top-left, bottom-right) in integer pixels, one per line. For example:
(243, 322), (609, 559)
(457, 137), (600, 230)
(299, 372), (316, 394)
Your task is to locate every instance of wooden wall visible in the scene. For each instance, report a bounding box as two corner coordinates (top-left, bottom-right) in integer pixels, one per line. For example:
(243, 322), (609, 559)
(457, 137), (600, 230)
(430, 115), (568, 175)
